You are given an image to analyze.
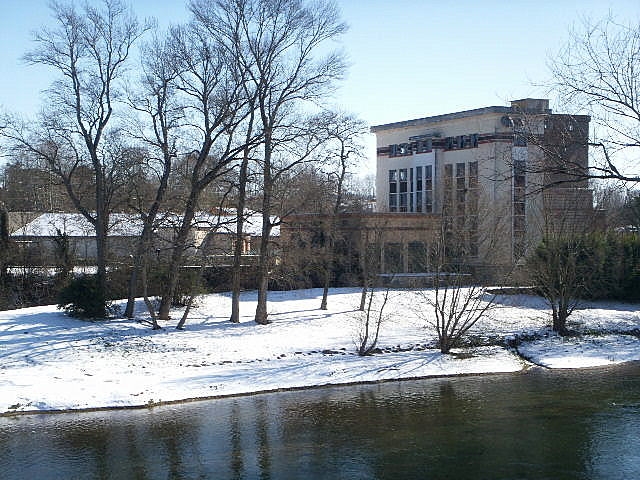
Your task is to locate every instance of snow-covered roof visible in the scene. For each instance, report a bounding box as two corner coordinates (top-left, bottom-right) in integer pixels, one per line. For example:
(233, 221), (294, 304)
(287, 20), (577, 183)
(11, 212), (280, 238)
(10, 213), (144, 237)
(210, 213), (280, 237)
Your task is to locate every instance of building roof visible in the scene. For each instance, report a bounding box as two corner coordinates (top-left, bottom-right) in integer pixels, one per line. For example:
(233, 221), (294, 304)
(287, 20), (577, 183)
(370, 98), (561, 133)
(11, 212), (280, 238)
(370, 105), (513, 133)
(10, 213), (143, 237)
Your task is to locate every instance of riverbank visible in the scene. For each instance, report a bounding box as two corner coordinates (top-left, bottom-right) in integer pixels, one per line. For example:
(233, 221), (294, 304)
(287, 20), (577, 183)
(1, 288), (639, 415)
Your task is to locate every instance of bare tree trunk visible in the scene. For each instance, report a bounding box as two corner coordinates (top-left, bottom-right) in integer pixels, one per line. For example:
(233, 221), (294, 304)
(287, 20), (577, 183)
(255, 133), (273, 325)
(124, 172), (173, 318)
(176, 294), (195, 330)
(359, 229), (373, 311)
(125, 255), (141, 318)
(125, 226), (151, 318)
(94, 189), (109, 317)
(359, 283), (368, 311)
(230, 106), (255, 323)
(158, 192), (198, 321)
(0, 203), (9, 284)
(230, 156), (248, 323)
(140, 252), (160, 330)
(320, 267), (331, 310)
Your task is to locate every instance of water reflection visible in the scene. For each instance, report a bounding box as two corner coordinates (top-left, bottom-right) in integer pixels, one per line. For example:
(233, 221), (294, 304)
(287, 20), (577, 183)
(1, 364), (639, 479)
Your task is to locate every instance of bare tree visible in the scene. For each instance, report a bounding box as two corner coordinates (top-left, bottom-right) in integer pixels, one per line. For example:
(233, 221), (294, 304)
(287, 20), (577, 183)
(414, 222), (497, 354)
(358, 226), (378, 311)
(154, 24), (258, 324)
(0, 202), (9, 285)
(193, 0), (347, 325)
(3, 0), (150, 317)
(192, 0), (264, 323)
(547, 16), (640, 184)
(316, 112), (367, 310)
(122, 32), (184, 323)
(355, 284), (389, 356)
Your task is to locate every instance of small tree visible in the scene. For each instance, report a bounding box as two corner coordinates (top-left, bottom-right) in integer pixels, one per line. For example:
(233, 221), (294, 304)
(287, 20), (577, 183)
(420, 235), (496, 354)
(355, 285), (389, 356)
(58, 275), (116, 319)
(415, 185), (502, 353)
(526, 235), (590, 334)
(52, 227), (73, 286)
(426, 276), (495, 354)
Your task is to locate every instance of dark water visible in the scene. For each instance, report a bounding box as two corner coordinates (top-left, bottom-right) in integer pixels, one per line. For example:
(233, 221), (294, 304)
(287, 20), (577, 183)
(1, 364), (639, 480)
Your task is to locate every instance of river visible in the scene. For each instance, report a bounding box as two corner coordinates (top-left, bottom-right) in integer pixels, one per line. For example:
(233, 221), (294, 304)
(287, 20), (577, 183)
(1, 364), (639, 479)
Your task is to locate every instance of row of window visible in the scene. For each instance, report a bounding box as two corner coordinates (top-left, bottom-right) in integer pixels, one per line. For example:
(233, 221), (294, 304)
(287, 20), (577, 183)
(443, 161), (479, 257)
(368, 241), (430, 274)
(388, 134), (480, 157)
(513, 154), (527, 258)
(388, 166), (434, 213)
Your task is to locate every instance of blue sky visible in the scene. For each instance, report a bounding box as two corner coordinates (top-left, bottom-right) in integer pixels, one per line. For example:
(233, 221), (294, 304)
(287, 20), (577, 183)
(1, 0), (639, 168)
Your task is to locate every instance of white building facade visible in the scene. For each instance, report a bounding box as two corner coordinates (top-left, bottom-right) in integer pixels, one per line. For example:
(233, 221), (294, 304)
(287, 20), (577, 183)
(372, 99), (593, 271)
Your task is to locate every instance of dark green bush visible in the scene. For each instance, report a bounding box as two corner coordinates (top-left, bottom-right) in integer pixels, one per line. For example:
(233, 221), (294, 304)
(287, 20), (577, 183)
(529, 232), (640, 303)
(57, 275), (114, 319)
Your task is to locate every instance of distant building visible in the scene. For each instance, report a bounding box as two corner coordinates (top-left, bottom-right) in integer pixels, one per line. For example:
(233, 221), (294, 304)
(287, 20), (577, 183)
(283, 99), (597, 282)
(9, 212), (279, 268)
(371, 98), (594, 275)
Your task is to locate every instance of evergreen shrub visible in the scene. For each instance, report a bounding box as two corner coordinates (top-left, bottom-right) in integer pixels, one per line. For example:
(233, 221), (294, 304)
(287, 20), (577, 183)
(57, 275), (114, 319)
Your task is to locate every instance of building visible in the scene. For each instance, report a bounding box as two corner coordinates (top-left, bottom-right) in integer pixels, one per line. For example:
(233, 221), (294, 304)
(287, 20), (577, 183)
(371, 98), (594, 277)
(9, 211), (279, 268)
(282, 99), (596, 284)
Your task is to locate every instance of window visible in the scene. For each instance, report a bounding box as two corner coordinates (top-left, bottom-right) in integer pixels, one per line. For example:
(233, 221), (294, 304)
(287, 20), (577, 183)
(388, 169), (398, 212)
(399, 168), (408, 212)
(456, 162), (466, 216)
(445, 137), (454, 150)
(514, 133), (527, 147)
(415, 166), (423, 213)
(443, 164), (453, 214)
(468, 161), (478, 187)
(408, 241), (428, 272)
(513, 158), (526, 258)
(366, 243), (381, 273)
(409, 168), (414, 212)
(425, 165), (433, 213)
(389, 193), (398, 211)
(468, 161), (479, 257)
(384, 243), (404, 274)
(417, 139), (432, 153)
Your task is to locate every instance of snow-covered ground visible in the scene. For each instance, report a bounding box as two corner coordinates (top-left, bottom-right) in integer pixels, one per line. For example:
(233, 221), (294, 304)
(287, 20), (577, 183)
(1, 288), (639, 414)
